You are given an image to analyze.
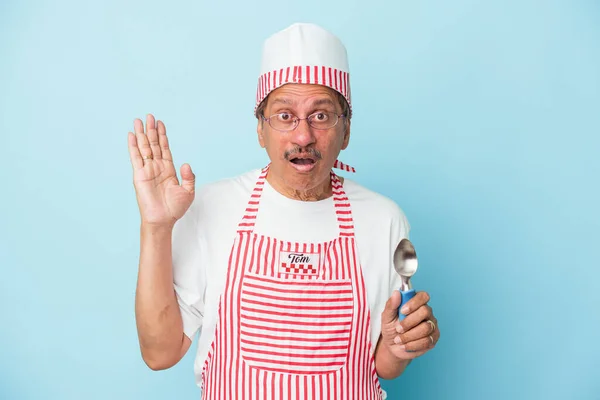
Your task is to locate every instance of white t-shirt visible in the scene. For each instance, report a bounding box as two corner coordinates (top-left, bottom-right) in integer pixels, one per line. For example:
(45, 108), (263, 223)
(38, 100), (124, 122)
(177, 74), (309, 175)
(172, 168), (411, 387)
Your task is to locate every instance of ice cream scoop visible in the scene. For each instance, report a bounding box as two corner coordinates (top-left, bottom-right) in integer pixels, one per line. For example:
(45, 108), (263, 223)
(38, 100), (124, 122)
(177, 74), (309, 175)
(393, 238), (419, 320)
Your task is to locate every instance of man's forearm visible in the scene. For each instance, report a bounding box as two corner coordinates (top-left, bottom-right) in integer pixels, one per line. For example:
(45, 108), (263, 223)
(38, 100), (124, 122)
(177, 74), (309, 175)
(135, 222), (185, 369)
(374, 335), (411, 380)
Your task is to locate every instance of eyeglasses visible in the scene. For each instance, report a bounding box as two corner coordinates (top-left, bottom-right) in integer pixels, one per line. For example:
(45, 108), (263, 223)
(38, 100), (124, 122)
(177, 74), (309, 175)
(261, 111), (346, 131)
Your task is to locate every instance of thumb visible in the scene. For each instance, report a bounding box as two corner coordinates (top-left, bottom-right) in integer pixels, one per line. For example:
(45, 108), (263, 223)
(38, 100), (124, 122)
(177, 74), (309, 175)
(382, 290), (401, 324)
(180, 163), (195, 193)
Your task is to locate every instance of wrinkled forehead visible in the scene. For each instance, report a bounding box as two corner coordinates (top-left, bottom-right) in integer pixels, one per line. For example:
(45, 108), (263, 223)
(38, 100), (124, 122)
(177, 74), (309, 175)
(267, 85), (338, 109)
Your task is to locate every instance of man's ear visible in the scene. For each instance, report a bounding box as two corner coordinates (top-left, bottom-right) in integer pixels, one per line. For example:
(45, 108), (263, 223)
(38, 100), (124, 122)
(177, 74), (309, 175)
(341, 120), (351, 150)
(257, 117), (266, 148)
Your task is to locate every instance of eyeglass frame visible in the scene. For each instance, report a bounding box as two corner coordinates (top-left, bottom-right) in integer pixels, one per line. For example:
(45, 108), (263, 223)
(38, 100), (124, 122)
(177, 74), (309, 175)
(260, 111), (347, 132)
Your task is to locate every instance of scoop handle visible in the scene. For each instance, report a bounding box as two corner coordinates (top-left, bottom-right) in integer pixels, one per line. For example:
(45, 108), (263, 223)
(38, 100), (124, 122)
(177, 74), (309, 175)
(398, 289), (416, 321)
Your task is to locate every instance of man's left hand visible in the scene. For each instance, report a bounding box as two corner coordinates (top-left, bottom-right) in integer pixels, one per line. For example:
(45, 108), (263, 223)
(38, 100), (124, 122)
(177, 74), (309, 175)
(380, 290), (440, 360)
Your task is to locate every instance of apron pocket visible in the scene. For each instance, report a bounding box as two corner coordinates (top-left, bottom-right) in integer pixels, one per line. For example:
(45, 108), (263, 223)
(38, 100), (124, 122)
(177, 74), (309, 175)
(239, 272), (354, 375)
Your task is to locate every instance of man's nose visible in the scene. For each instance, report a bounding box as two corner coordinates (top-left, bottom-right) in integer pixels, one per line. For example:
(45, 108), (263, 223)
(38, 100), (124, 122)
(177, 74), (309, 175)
(291, 119), (316, 147)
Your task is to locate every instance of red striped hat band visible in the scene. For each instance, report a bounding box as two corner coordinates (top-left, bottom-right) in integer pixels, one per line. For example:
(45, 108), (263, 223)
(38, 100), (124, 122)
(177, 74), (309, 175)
(254, 65), (352, 117)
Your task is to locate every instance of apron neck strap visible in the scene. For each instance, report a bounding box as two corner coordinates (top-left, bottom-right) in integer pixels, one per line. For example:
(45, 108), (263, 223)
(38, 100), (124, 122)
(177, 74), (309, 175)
(236, 164), (355, 237)
(333, 159), (355, 173)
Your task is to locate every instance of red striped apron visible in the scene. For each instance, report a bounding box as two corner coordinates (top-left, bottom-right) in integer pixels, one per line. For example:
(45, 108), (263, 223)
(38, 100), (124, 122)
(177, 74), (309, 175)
(201, 164), (382, 400)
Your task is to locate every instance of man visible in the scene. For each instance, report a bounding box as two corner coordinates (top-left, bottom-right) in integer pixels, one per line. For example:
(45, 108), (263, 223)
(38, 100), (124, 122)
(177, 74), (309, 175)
(128, 23), (439, 399)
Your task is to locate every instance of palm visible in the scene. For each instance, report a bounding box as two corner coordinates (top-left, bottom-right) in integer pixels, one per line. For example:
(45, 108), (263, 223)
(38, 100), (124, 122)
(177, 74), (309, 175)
(128, 115), (195, 226)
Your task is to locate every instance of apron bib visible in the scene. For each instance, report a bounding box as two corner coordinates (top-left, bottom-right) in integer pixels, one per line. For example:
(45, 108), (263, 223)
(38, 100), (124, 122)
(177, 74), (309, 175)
(201, 165), (382, 400)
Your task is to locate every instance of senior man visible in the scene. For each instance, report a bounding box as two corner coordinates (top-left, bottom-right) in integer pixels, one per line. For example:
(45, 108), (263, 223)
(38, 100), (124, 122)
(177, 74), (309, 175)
(128, 23), (439, 399)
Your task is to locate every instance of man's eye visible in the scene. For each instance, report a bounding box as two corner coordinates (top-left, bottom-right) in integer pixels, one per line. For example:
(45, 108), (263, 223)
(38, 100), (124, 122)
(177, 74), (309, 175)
(314, 113), (328, 121)
(277, 113), (292, 121)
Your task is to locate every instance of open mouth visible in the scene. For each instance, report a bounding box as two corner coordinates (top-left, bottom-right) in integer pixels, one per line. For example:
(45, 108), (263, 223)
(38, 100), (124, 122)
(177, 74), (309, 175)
(288, 155), (317, 172)
(289, 157), (316, 166)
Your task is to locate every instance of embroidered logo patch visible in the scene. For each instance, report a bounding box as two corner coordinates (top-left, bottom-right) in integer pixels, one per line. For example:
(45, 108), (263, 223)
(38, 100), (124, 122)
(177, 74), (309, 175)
(279, 251), (320, 276)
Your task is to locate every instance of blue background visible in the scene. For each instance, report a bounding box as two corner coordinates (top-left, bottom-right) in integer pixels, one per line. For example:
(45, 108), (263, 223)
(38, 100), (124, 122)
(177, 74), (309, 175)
(1, 0), (599, 399)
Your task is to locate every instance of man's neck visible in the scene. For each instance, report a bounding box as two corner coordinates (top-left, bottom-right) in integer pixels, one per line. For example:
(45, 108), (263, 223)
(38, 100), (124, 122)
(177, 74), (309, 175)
(266, 174), (333, 202)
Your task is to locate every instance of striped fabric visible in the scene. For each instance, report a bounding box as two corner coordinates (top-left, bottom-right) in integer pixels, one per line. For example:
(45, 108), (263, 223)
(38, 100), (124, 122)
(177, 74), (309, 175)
(254, 65), (351, 115)
(201, 165), (382, 400)
(240, 273), (353, 374)
(333, 160), (355, 173)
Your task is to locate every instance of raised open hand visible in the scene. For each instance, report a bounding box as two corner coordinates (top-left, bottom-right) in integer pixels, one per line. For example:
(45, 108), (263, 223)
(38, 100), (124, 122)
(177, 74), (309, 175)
(128, 114), (195, 227)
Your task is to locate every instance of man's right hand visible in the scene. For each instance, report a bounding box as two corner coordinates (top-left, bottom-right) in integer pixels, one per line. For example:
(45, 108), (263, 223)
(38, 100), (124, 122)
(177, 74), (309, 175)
(128, 114), (195, 227)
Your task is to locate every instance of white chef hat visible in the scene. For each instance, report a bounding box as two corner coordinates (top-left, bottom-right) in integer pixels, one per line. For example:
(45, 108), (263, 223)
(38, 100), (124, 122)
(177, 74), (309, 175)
(254, 22), (352, 118)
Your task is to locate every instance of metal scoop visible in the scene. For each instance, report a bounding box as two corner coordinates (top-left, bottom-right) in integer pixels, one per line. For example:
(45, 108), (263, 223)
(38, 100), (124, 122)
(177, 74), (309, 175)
(393, 238), (419, 320)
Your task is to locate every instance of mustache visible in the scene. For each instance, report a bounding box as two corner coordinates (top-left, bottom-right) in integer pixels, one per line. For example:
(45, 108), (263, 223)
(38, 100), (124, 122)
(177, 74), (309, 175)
(284, 146), (322, 160)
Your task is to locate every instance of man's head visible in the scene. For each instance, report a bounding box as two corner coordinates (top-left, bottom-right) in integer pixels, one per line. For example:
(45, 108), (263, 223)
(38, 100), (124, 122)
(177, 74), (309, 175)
(254, 23), (353, 199)
(256, 83), (351, 196)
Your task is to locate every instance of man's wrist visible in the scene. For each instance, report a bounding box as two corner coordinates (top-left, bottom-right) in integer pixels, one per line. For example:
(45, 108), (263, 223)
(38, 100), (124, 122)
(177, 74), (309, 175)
(141, 221), (175, 236)
(375, 338), (411, 380)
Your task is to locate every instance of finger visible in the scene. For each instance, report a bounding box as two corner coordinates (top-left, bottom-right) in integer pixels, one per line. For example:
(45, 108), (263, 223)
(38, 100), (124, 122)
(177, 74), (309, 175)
(180, 163), (195, 193)
(399, 290), (430, 315)
(401, 335), (435, 352)
(146, 114), (162, 160)
(397, 304), (433, 333)
(398, 320), (436, 344)
(128, 132), (143, 170)
(134, 118), (152, 161)
(145, 114), (155, 133)
(134, 118), (144, 134)
(157, 120), (173, 161)
(382, 290), (401, 324)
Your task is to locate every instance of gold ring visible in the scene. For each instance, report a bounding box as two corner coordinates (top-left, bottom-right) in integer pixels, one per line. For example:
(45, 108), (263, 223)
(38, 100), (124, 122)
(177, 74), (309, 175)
(426, 320), (436, 333)
(143, 154), (153, 160)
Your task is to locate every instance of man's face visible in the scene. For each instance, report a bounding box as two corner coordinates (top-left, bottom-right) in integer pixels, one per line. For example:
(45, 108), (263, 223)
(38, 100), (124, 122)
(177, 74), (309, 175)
(257, 83), (350, 194)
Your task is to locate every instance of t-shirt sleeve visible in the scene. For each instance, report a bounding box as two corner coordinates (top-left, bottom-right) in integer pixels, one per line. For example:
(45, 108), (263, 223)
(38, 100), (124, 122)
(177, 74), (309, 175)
(389, 209), (411, 294)
(172, 198), (206, 341)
